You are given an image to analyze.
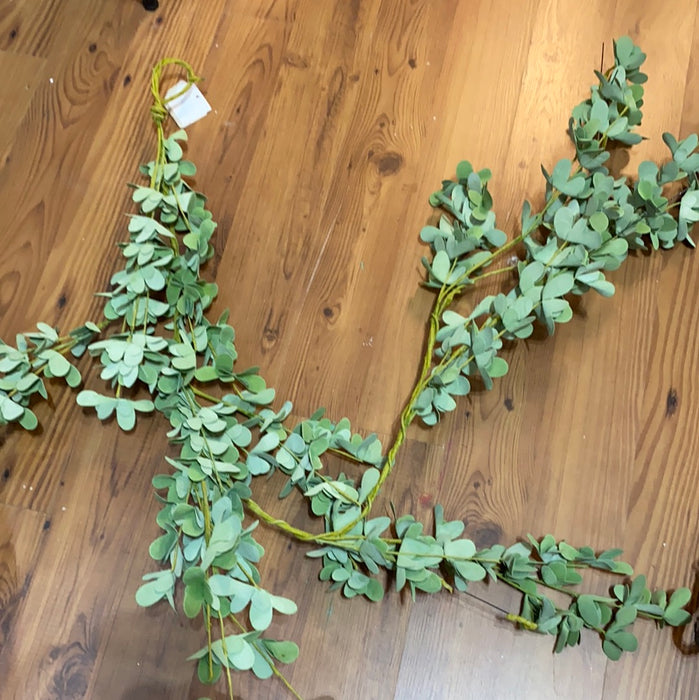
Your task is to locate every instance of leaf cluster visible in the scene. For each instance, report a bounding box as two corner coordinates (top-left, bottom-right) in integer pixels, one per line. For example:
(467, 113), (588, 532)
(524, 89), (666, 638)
(421, 161), (506, 289)
(0, 323), (91, 430)
(308, 509), (691, 663)
(415, 35), (699, 427)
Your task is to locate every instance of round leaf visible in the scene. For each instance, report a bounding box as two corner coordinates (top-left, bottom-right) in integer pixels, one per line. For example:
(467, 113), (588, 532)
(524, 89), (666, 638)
(265, 640), (299, 664)
(577, 595), (602, 628)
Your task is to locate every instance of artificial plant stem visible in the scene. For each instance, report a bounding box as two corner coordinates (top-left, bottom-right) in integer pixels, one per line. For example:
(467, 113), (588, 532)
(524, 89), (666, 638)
(216, 609), (235, 700)
(336, 183), (568, 532)
(242, 283), (453, 543)
(438, 181), (562, 298)
(244, 174), (564, 544)
(471, 264), (518, 283)
(228, 614), (305, 700)
(506, 613), (539, 630)
(243, 498), (324, 543)
(205, 604), (214, 679)
(353, 285), (451, 519)
(149, 58), (201, 187)
(268, 665), (305, 700)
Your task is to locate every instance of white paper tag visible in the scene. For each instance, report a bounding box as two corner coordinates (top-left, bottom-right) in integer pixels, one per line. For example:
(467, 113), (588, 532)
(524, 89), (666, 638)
(165, 80), (212, 128)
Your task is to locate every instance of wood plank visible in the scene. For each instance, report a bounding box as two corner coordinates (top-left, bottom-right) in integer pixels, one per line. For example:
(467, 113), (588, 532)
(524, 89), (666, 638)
(0, 418), (186, 698)
(0, 504), (47, 657)
(267, 0), (464, 436)
(0, 50), (46, 161)
(0, 0), (65, 56)
(0, 0), (146, 337)
(681, 1), (699, 136)
(394, 593), (607, 699)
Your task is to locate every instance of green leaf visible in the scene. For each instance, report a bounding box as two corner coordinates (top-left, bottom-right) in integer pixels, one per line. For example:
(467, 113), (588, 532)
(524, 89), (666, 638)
(227, 639), (255, 670)
(614, 605), (637, 628)
(250, 589), (273, 631)
(36, 322), (59, 341)
(163, 162), (179, 182)
(456, 161), (473, 180)
(208, 574), (237, 597)
(541, 564), (559, 586)
(667, 587), (692, 612)
(589, 211), (609, 233)
(116, 400), (136, 431)
(194, 365), (219, 382)
(76, 390), (104, 407)
(602, 639), (623, 661)
(246, 453), (270, 476)
(611, 560), (634, 576)
(179, 160), (197, 177)
(359, 468), (381, 503)
(635, 603), (664, 617)
(487, 356), (508, 379)
(444, 538), (476, 560)
(434, 505), (465, 543)
(46, 350), (71, 377)
(607, 116), (629, 138)
(265, 640), (299, 664)
(541, 298), (573, 329)
(558, 542), (580, 561)
(589, 97), (609, 131)
(577, 595), (602, 628)
(251, 648), (274, 680)
(365, 578), (384, 602)
(242, 387), (275, 405)
(609, 630), (638, 652)
(183, 584), (204, 618)
(65, 365), (82, 388)
(149, 531), (177, 561)
(397, 537), (442, 570)
(614, 36), (634, 65)
(432, 250), (451, 284)
(165, 139), (183, 161)
(543, 272), (574, 299)
(637, 179), (655, 201)
(519, 261), (544, 292)
(454, 560), (487, 582)
(413, 570), (443, 594)
(537, 534), (556, 554)
(15, 373), (40, 393)
(135, 570), (174, 608)
(551, 159), (585, 196)
(197, 655), (221, 685)
(252, 432), (280, 454)
(19, 408), (38, 431)
(271, 594), (298, 616)
(664, 608), (692, 626)
(0, 397), (24, 421)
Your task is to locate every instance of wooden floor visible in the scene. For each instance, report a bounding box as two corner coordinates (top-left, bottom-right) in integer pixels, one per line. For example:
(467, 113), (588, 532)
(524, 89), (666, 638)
(1, 0), (698, 698)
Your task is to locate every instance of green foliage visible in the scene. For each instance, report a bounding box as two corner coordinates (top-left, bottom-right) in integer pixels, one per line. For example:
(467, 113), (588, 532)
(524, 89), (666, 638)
(5, 40), (695, 699)
(298, 33), (694, 672)
(0, 323), (90, 430)
(312, 509), (690, 661)
(422, 161), (506, 289)
(418, 34), (699, 426)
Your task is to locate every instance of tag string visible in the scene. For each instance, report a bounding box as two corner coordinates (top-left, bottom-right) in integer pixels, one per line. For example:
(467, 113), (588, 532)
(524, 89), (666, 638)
(149, 58), (201, 187)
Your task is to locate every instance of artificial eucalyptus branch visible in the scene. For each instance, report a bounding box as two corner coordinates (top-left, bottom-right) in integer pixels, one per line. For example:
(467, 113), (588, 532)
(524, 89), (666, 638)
(0, 38), (695, 698)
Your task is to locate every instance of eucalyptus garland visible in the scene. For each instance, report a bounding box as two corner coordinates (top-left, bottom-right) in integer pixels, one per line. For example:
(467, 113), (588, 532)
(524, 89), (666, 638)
(1, 39), (696, 698)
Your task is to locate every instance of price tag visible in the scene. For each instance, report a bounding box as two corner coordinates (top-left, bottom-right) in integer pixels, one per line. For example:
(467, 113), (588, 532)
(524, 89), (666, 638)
(164, 80), (212, 128)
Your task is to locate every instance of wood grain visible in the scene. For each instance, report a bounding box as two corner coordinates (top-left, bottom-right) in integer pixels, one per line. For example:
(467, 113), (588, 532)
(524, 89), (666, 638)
(1, 0), (698, 698)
